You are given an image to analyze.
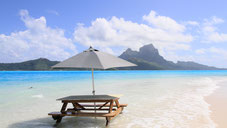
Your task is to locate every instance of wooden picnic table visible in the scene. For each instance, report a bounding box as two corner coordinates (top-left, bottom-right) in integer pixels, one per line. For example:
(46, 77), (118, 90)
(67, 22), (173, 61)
(48, 95), (127, 126)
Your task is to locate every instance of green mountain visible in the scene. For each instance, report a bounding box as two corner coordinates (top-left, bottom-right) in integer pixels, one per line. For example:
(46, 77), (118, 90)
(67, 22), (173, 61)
(119, 44), (220, 70)
(0, 58), (59, 70)
(0, 44), (223, 70)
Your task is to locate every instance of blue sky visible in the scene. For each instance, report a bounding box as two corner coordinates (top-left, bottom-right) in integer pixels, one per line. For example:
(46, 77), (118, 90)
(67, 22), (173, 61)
(1, 0), (227, 68)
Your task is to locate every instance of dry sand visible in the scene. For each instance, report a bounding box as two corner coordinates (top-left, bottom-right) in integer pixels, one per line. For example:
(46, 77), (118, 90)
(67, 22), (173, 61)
(206, 81), (227, 128)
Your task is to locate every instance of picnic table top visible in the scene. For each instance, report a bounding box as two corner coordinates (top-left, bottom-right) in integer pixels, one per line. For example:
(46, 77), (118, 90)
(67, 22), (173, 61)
(57, 95), (119, 102)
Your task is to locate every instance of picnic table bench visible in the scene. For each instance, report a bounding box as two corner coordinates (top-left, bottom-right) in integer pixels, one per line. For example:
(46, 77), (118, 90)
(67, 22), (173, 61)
(48, 95), (127, 126)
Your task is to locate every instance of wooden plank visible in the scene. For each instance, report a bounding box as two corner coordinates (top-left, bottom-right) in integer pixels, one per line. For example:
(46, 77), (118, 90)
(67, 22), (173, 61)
(48, 111), (115, 117)
(71, 103), (78, 110)
(55, 102), (68, 123)
(73, 102), (85, 109)
(115, 100), (120, 108)
(61, 102), (68, 113)
(98, 102), (109, 109)
(62, 100), (112, 102)
(109, 100), (114, 113)
(113, 107), (123, 117)
(81, 104), (128, 107)
(67, 108), (116, 111)
(104, 107), (122, 126)
(107, 107), (122, 122)
(57, 95), (119, 101)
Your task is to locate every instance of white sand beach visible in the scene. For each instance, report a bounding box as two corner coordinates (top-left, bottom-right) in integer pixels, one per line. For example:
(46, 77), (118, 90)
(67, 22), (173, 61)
(206, 80), (227, 128)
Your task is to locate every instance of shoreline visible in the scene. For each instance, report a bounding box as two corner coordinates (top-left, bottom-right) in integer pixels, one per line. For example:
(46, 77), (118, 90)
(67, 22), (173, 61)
(206, 81), (227, 128)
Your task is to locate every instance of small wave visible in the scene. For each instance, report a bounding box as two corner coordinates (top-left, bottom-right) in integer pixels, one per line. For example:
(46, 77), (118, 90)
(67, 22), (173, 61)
(124, 77), (219, 128)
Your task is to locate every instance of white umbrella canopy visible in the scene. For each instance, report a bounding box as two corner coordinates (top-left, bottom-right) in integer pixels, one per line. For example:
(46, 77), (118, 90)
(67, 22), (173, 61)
(52, 47), (136, 69)
(52, 46), (136, 95)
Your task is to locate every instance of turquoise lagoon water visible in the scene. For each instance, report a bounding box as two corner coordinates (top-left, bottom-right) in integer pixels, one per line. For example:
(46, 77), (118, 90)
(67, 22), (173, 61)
(1, 70), (227, 128)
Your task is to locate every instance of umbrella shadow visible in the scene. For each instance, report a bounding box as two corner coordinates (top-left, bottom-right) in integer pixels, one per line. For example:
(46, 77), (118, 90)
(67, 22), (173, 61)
(8, 116), (107, 128)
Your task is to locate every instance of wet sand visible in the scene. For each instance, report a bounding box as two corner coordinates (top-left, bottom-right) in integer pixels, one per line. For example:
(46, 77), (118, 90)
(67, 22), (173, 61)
(206, 81), (227, 128)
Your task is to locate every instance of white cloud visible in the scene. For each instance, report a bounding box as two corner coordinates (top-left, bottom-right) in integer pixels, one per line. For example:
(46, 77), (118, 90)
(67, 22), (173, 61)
(201, 16), (227, 43)
(186, 21), (199, 26)
(195, 48), (206, 54)
(2, 9), (227, 67)
(143, 11), (185, 32)
(195, 47), (227, 60)
(74, 11), (193, 57)
(203, 26), (216, 33)
(207, 32), (227, 42)
(204, 16), (224, 25)
(0, 9), (76, 63)
(194, 47), (227, 67)
(161, 51), (195, 63)
(73, 12), (227, 66)
(209, 47), (227, 55)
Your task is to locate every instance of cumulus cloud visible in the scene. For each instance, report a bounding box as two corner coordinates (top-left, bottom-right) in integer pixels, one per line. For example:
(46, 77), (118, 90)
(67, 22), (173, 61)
(195, 47), (227, 58)
(207, 32), (227, 42)
(209, 47), (227, 55)
(185, 21), (199, 26)
(74, 11), (193, 57)
(0, 10), (76, 63)
(73, 12), (227, 66)
(201, 16), (227, 43)
(204, 16), (224, 25)
(194, 47), (227, 67)
(2, 9), (227, 67)
(162, 51), (195, 63)
(143, 11), (186, 32)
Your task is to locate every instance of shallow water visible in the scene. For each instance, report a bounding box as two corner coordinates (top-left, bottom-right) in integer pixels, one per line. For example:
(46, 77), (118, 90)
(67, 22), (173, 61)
(0, 70), (227, 128)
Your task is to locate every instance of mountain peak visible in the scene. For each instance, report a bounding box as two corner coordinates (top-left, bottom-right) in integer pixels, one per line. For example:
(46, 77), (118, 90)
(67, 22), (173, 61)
(137, 44), (166, 63)
(125, 48), (133, 52)
(37, 58), (49, 61)
(139, 44), (159, 56)
(119, 48), (138, 60)
(119, 43), (219, 70)
(119, 43), (167, 66)
(139, 44), (156, 52)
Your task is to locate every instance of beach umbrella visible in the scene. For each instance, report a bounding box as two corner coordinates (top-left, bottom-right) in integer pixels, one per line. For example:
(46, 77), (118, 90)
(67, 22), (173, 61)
(52, 46), (136, 95)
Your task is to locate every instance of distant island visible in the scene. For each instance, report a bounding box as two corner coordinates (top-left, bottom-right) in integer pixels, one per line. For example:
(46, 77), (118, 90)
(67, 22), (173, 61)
(119, 44), (222, 70)
(0, 44), (224, 70)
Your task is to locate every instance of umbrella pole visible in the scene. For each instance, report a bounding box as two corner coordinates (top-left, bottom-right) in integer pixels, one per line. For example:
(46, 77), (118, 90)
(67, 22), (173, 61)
(91, 68), (97, 115)
(92, 68), (95, 95)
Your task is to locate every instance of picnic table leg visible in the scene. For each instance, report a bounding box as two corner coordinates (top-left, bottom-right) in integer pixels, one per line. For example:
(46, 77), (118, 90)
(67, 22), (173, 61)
(115, 100), (123, 113)
(115, 100), (120, 108)
(106, 117), (110, 126)
(61, 102), (68, 113)
(56, 117), (62, 123)
(52, 115), (61, 120)
(56, 102), (68, 123)
(105, 100), (114, 125)
(109, 100), (114, 113)
(71, 103), (78, 114)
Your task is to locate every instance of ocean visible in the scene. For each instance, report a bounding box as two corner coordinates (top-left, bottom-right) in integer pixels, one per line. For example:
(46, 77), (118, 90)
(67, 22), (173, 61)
(0, 70), (227, 128)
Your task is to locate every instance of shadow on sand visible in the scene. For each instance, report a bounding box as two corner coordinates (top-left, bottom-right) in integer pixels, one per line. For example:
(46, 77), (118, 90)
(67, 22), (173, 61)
(8, 116), (107, 128)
